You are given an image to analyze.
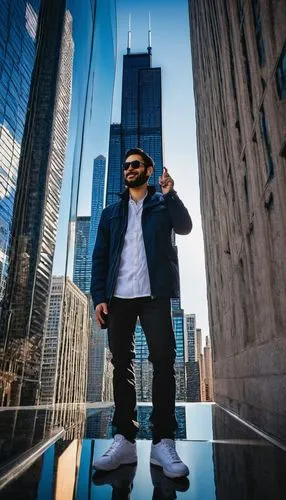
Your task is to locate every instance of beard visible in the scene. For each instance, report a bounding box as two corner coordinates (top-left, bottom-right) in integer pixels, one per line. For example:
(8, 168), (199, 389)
(125, 169), (150, 188)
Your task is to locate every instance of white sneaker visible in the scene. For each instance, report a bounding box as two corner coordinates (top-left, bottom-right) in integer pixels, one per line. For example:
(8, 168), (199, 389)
(150, 439), (189, 478)
(93, 434), (137, 471)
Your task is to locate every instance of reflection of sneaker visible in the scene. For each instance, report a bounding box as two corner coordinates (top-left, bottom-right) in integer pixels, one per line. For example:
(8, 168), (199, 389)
(150, 439), (189, 478)
(151, 465), (190, 499)
(93, 434), (137, 471)
(92, 464), (137, 488)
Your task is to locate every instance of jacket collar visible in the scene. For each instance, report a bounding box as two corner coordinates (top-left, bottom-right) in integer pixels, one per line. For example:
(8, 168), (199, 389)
(119, 185), (156, 201)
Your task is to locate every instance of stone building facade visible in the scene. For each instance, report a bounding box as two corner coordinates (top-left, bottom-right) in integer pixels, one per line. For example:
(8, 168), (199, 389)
(189, 0), (286, 442)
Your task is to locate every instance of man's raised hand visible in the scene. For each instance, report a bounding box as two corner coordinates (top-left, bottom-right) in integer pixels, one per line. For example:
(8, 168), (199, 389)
(159, 167), (174, 195)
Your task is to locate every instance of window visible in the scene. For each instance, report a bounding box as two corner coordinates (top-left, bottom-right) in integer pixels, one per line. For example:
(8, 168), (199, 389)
(276, 44), (286, 100)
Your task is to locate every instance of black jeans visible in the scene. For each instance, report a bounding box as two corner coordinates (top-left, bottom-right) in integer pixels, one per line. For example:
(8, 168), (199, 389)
(107, 296), (178, 441)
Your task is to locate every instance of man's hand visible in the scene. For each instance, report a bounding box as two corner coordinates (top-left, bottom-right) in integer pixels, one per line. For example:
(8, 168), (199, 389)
(95, 302), (108, 326)
(159, 167), (174, 195)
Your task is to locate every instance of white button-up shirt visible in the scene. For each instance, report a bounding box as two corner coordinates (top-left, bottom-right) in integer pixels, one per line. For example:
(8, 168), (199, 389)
(114, 193), (151, 298)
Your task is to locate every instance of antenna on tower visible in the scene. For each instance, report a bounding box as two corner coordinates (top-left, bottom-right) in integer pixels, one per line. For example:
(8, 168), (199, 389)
(127, 14), (131, 54)
(148, 12), (152, 55)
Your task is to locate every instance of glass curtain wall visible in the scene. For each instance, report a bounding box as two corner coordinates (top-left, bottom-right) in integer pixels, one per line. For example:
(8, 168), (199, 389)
(0, 0), (116, 417)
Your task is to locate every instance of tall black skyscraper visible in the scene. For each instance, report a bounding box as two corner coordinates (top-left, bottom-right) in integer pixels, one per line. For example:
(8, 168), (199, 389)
(106, 34), (163, 204)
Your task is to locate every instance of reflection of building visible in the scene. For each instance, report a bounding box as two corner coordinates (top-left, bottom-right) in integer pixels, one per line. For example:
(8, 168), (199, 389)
(0, 126), (21, 301)
(189, 0), (286, 440)
(73, 216), (91, 294)
(0, 2), (40, 304)
(87, 307), (108, 402)
(137, 406), (186, 439)
(85, 408), (113, 439)
(39, 276), (89, 406)
(0, 3), (74, 406)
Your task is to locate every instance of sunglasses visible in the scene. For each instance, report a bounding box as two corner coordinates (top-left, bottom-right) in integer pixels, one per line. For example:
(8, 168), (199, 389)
(122, 160), (146, 171)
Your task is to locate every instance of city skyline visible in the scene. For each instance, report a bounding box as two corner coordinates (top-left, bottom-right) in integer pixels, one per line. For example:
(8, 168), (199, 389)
(52, 0), (210, 338)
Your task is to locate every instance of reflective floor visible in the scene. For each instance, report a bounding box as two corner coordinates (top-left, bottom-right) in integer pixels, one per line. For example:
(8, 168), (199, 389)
(0, 403), (286, 499)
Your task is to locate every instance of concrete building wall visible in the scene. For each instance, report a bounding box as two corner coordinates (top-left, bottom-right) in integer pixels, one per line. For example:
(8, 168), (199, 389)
(189, 0), (286, 442)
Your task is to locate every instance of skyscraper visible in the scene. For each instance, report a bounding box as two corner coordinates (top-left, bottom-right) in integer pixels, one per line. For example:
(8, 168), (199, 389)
(185, 314), (196, 363)
(0, 2), (74, 406)
(88, 155), (106, 257)
(189, 0), (286, 440)
(39, 276), (89, 406)
(73, 216), (91, 294)
(106, 125), (122, 205)
(185, 313), (200, 402)
(106, 35), (163, 204)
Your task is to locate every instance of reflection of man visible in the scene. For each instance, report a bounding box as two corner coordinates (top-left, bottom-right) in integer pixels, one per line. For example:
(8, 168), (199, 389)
(91, 148), (192, 478)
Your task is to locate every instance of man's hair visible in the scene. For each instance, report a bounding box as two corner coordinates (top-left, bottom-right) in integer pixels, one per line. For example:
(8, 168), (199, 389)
(125, 148), (154, 168)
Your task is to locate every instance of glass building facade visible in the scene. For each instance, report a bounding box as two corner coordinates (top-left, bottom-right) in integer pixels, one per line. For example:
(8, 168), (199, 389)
(0, 0), (117, 407)
(0, 0), (41, 303)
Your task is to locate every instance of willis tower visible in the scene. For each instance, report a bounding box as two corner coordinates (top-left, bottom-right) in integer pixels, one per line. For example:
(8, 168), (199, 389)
(106, 19), (163, 205)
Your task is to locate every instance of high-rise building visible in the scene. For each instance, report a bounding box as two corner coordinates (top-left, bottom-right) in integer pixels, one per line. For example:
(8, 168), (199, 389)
(0, 2), (74, 406)
(106, 39), (163, 204)
(185, 314), (201, 402)
(106, 125), (122, 206)
(0, 1), (42, 305)
(88, 155), (106, 257)
(189, 0), (286, 440)
(195, 328), (202, 362)
(39, 276), (89, 406)
(203, 336), (214, 401)
(73, 216), (91, 294)
(185, 314), (196, 363)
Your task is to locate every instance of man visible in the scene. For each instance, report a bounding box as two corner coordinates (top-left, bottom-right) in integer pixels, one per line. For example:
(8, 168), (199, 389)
(91, 148), (192, 478)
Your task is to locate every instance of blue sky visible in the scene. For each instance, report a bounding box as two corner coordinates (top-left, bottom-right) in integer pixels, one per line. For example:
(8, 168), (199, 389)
(54, 0), (209, 337)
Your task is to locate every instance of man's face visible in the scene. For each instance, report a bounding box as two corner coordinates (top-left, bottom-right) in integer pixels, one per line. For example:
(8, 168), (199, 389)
(124, 154), (153, 188)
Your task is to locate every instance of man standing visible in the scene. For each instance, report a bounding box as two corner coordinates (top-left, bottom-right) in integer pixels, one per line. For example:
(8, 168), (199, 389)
(91, 148), (192, 478)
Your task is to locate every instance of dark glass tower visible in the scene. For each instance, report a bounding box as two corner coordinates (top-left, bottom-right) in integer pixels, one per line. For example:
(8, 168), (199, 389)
(106, 47), (163, 204)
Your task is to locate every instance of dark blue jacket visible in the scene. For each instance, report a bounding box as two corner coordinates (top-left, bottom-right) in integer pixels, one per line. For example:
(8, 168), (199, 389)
(90, 186), (192, 307)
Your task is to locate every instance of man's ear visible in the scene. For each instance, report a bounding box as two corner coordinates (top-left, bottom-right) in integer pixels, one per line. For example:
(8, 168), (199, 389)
(146, 165), (153, 178)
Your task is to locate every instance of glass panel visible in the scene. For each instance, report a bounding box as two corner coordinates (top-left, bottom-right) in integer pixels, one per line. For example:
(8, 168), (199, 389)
(0, 0), (116, 413)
